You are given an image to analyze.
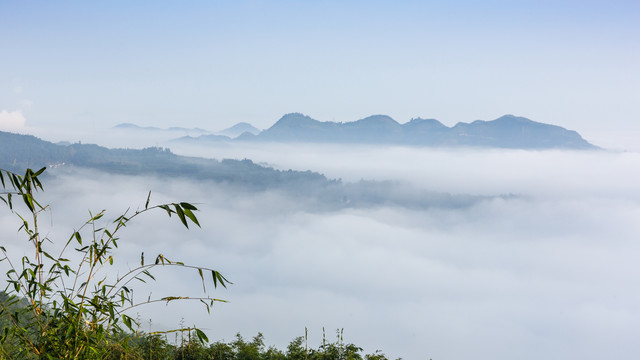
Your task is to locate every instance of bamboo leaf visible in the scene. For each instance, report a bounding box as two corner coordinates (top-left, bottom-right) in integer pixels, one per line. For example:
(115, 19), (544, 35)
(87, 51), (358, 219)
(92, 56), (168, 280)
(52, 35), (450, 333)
(173, 204), (188, 228)
(33, 167), (46, 177)
(183, 208), (200, 227)
(11, 174), (19, 189)
(142, 269), (156, 281)
(159, 204), (171, 216)
(91, 212), (104, 221)
(194, 328), (209, 343)
(200, 299), (211, 314)
(198, 268), (205, 292)
(22, 194), (34, 212)
(213, 271), (231, 288)
(180, 202), (198, 211)
(65, 324), (74, 339)
(123, 314), (133, 331)
(145, 190), (151, 209)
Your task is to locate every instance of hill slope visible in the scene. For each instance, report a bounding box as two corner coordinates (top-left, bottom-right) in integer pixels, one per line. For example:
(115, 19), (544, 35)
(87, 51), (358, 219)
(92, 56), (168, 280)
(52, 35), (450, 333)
(0, 131), (327, 190)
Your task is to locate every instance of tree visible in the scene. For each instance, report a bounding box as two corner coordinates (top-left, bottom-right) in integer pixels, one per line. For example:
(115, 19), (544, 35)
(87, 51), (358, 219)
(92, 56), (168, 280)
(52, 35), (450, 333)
(0, 167), (230, 359)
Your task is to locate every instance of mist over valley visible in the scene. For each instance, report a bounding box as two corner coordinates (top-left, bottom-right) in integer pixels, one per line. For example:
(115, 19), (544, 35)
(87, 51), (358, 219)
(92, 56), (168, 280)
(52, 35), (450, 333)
(2, 125), (639, 359)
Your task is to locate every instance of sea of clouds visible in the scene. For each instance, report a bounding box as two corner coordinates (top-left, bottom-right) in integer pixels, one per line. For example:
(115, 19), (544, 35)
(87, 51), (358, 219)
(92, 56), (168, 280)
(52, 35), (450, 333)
(3, 143), (640, 359)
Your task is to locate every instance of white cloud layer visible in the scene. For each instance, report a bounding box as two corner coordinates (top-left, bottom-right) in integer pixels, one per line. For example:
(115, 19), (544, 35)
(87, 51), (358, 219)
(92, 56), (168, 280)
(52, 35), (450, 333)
(0, 110), (26, 131)
(2, 147), (640, 359)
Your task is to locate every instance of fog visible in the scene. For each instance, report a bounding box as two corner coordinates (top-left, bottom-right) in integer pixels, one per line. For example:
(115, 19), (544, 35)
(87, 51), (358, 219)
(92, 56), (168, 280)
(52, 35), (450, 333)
(3, 145), (640, 359)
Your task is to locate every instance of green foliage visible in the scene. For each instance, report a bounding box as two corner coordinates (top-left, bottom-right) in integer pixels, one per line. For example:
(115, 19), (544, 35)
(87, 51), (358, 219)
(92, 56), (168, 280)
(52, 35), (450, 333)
(122, 329), (392, 360)
(0, 167), (230, 359)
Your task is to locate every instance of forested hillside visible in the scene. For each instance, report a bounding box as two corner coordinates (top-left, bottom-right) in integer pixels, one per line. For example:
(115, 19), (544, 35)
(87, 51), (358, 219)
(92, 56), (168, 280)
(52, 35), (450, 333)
(0, 131), (329, 191)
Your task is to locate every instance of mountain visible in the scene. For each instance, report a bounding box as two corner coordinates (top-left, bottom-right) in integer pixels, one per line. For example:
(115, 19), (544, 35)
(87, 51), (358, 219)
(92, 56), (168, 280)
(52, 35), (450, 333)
(114, 123), (210, 134)
(0, 131), (327, 190)
(247, 113), (597, 149)
(170, 134), (232, 144)
(258, 113), (340, 142)
(114, 122), (262, 138)
(217, 122), (260, 138)
(448, 115), (591, 148)
(0, 131), (498, 210)
(171, 113), (597, 149)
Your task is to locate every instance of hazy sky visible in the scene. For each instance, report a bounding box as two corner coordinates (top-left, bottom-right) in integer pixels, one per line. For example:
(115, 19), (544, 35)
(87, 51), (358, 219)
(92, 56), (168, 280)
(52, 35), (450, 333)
(1, 0), (639, 148)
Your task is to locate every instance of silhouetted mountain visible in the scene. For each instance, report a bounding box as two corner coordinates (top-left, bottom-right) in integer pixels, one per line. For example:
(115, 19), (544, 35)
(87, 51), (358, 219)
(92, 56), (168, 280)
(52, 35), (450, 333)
(171, 113), (597, 149)
(114, 122), (262, 140)
(446, 115), (589, 148)
(244, 113), (596, 149)
(258, 113), (340, 142)
(235, 131), (258, 141)
(114, 123), (210, 134)
(170, 134), (232, 144)
(217, 122), (260, 138)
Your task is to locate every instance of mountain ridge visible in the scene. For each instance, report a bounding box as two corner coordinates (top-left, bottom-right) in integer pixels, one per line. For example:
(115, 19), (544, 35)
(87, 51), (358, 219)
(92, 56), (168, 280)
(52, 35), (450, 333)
(114, 123), (210, 134)
(250, 113), (597, 149)
(167, 113), (598, 149)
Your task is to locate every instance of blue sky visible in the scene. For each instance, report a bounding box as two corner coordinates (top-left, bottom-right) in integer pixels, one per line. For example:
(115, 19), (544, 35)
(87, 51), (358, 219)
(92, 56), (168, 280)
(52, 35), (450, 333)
(1, 0), (639, 147)
(3, 3), (640, 358)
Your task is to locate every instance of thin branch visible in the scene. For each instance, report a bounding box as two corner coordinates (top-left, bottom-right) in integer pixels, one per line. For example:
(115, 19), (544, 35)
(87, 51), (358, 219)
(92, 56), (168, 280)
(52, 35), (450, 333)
(119, 296), (227, 314)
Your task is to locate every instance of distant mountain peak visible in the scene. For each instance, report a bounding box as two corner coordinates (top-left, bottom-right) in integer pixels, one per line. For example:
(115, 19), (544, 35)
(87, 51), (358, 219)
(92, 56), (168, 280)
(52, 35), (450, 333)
(114, 123), (162, 131)
(354, 114), (398, 124)
(405, 118), (447, 130)
(217, 122), (260, 138)
(114, 123), (140, 129)
(234, 122), (255, 127)
(114, 123), (209, 134)
(273, 113), (320, 126)
(492, 114), (535, 123)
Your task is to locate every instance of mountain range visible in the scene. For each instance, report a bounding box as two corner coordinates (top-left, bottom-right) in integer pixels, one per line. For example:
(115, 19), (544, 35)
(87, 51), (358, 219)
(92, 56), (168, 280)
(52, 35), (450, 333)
(0, 130), (496, 210)
(113, 122), (260, 139)
(170, 113), (597, 150)
(114, 123), (210, 134)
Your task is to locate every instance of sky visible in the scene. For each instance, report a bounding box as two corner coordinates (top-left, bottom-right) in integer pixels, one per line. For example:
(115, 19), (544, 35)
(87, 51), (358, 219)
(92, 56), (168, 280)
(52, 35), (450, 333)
(1, 0), (639, 149)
